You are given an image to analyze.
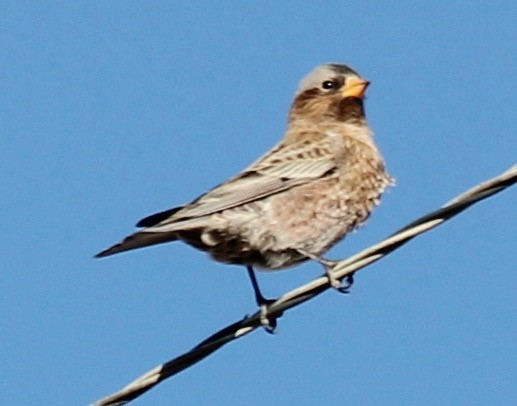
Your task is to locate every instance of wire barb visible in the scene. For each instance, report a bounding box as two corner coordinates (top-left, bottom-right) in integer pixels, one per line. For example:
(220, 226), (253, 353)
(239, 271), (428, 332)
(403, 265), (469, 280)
(91, 164), (516, 406)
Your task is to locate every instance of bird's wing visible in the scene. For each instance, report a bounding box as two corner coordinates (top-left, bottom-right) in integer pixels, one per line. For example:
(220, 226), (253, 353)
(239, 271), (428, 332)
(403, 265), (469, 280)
(146, 135), (336, 227)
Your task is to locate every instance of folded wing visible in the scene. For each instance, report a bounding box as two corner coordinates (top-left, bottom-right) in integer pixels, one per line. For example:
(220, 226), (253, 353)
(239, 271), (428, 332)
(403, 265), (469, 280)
(95, 134), (337, 257)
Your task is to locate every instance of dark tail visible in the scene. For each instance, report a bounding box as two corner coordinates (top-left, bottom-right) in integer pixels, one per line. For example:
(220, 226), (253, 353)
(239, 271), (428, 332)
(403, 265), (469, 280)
(95, 230), (178, 258)
(136, 206), (183, 227)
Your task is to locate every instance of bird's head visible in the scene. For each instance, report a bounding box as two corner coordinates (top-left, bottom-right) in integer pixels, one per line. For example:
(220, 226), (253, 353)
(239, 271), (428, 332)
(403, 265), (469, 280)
(289, 63), (370, 124)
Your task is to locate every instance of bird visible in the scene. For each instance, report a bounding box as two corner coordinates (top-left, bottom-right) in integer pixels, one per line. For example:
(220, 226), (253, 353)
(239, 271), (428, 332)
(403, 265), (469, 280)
(96, 63), (393, 330)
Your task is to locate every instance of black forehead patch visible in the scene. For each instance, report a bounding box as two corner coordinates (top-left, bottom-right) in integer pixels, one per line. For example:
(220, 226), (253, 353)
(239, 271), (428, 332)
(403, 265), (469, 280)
(327, 63), (360, 76)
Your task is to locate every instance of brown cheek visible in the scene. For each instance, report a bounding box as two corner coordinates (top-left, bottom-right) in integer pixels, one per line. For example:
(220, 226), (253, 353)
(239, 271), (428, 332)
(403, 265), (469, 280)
(337, 98), (365, 122)
(291, 90), (340, 121)
(292, 88), (322, 110)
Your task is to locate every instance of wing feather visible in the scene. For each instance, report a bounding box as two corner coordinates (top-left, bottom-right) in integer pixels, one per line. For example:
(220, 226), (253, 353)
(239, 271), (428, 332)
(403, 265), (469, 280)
(146, 135), (336, 228)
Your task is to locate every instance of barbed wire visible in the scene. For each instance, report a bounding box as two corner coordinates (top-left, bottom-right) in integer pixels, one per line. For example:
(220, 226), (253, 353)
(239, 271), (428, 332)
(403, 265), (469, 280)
(92, 164), (516, 406)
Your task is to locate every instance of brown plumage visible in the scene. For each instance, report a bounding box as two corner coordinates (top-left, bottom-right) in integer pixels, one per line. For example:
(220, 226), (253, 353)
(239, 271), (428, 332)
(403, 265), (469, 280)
(96, 63), (393, 321)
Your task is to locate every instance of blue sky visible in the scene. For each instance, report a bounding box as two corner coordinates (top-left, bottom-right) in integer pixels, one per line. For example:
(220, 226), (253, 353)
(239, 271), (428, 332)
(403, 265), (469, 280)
(2, 2), (516, 405)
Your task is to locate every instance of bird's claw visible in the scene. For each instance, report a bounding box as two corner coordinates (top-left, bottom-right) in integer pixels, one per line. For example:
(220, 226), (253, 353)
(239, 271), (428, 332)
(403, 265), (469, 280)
(336, 285), (351, 294)
(296, 249), (351, 293)
(259, 303), (277, 334)
(327, 271), (354, 294)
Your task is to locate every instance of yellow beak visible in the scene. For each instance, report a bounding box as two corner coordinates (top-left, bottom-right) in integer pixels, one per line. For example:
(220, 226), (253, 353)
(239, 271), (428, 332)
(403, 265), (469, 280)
(341, 77), (370, 98)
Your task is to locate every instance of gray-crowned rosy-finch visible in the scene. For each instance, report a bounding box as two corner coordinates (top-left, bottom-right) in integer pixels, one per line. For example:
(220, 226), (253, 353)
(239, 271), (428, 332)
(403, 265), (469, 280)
(96, 63), (393, 328)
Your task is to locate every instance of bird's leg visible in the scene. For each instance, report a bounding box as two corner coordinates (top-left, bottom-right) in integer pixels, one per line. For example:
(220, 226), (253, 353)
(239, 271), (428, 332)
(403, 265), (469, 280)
(296, 249), (355, 293)
(246, 266), (277, 333)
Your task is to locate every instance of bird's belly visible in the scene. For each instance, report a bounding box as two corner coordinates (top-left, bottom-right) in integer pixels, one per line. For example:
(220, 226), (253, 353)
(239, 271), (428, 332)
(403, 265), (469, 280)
(194, 178), (384, 270)
(273, 177), (375, 239)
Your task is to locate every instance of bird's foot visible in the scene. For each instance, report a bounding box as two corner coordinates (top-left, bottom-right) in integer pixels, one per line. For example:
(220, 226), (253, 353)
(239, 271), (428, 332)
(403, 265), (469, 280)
(327, 271), (355, 294)
(246, 265), (278, 333)
(319, 259), (347, 292)
(297, 249), (354, 293)
(258, 298), (278, 334)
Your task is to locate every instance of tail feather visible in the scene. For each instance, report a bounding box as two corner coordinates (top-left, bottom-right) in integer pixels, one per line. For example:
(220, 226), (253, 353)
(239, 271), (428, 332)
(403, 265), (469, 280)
(95, 231), (178, 258)
(136, 206), (183, 227)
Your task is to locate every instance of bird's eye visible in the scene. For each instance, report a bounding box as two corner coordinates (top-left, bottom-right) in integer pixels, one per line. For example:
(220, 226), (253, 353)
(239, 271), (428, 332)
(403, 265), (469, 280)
(322, 80), (335, 90)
